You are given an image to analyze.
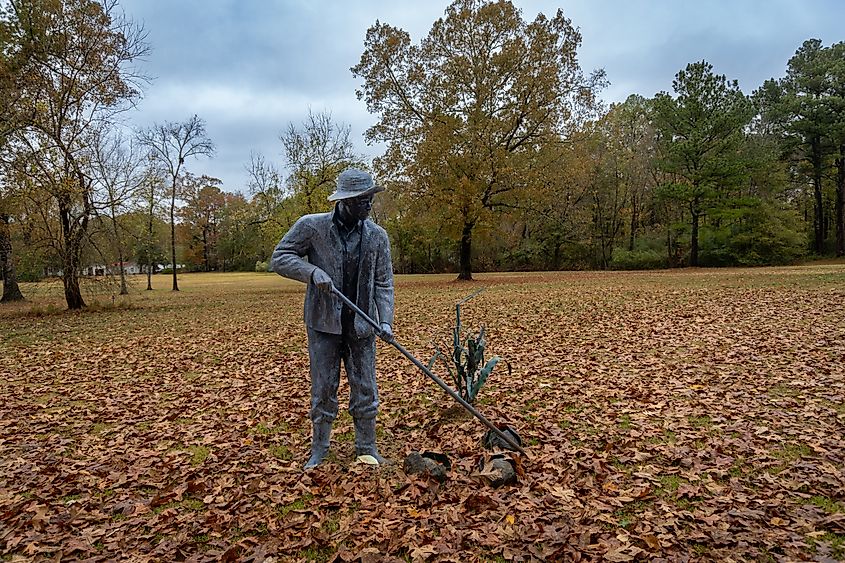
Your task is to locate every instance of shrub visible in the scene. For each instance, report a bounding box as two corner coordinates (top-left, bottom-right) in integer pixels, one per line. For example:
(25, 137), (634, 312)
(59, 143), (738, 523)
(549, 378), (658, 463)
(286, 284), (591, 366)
(255, 260), (269, 272)
(610, 248), (667, 270)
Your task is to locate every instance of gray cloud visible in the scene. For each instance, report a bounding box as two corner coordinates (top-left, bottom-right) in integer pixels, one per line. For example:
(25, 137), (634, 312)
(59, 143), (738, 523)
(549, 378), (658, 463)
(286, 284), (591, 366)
(118, 0), (845, 193)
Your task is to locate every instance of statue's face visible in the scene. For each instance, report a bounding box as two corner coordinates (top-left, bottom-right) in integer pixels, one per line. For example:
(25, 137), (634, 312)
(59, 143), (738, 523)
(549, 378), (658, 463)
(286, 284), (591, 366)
(342, 194), (374, 221)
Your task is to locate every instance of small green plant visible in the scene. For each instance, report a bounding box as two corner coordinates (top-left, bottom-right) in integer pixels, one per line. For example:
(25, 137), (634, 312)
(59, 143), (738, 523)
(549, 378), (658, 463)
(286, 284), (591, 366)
(428, 289), (508, 404)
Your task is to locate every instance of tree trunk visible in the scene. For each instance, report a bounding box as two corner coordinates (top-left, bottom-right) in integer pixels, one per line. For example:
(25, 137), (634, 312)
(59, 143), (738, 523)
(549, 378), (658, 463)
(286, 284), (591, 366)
(203, 226), (210, 272)
(690, 196), (700, 267)
(58, 197), (86, 310)
(117, 248), (128, 295)
(62, 250), (85, 310)
(457, 221), (474, 281)
(836, 145), (845, 257)
(170, 183), (179, 291)
(552, 240), (561, 270)
(0, 214), (24, 303)
(111, 205), (128, 295)
(147, 187), (155, 291)
(628, 193), (637, 252)
(666, 224), (674, 268)
(812, 137), (825, 255)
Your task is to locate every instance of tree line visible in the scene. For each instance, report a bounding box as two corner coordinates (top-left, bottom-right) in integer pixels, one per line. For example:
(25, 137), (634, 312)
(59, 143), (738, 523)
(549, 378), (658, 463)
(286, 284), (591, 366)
(1, 0), (844, 309)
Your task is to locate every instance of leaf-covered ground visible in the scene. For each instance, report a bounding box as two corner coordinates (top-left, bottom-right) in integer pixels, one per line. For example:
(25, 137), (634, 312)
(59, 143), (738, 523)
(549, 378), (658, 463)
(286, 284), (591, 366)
(1, 266), (844, 562)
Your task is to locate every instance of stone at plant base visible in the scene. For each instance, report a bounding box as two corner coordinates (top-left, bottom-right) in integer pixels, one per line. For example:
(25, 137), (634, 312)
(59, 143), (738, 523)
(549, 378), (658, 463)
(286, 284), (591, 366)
(476, 453), (518, 487)
(481, 424), (522, 452)
(403, 451), (451, 483)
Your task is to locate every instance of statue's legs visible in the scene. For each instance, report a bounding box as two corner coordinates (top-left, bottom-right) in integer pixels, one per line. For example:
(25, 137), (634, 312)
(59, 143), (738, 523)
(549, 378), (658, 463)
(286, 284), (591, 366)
(305, 328), (343, 469)
(343, 335), (387, 464)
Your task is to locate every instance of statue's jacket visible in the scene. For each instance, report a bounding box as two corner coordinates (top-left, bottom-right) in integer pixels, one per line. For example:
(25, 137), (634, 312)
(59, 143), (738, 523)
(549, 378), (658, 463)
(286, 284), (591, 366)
(270, 212), (394, 339)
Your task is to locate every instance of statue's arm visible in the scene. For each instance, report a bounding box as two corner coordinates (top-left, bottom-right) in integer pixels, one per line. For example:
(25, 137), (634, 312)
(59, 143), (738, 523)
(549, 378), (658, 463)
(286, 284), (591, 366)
(270, 218), (318, 284)
(374, 232), (395, 328)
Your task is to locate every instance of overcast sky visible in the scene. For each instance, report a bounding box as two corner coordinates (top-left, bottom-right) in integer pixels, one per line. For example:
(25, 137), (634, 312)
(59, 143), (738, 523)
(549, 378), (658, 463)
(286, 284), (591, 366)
(117, 0), (844, 194)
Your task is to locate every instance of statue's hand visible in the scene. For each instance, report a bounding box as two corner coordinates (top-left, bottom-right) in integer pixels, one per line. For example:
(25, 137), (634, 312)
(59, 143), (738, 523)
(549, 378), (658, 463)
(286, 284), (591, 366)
(379, 322), (394, 341)
(311, 269), (334, 293)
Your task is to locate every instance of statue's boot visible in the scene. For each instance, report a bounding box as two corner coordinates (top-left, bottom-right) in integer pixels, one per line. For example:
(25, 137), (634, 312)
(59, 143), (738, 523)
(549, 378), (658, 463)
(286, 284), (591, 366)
(304, 421), (332, 470)
(354, 417), (388, 465)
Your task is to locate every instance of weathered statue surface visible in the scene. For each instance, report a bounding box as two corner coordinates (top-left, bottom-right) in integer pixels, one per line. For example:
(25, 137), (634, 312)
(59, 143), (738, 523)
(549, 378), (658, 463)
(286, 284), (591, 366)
(271, 168), (394, 469)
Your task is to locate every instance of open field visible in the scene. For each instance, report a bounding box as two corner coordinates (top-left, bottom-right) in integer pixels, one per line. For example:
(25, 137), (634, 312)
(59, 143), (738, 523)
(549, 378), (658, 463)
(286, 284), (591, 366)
(1, 266), (845, 562)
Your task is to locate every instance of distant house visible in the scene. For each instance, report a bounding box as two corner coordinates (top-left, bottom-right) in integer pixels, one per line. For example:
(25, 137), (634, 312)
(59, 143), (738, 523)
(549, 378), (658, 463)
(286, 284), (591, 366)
(112, 262), (142, 275)
(82, 262), (143, 276)
(46, 262), (163, 278)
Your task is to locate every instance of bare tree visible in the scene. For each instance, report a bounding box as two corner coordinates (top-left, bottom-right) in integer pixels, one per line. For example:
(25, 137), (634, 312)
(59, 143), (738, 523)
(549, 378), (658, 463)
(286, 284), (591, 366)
(139, 162), (165, 290)
(90, 131), (146, 295)
(246, 150), (285, 223)
(139, 115), (214, 291)
(280, 109), (362, 214)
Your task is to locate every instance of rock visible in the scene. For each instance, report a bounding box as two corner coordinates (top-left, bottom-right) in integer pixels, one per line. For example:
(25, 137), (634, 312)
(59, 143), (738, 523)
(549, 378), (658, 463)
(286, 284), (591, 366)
(477, 453), (518, 487)
(403, 451), (451, 482)
(482, 425), (522, 452)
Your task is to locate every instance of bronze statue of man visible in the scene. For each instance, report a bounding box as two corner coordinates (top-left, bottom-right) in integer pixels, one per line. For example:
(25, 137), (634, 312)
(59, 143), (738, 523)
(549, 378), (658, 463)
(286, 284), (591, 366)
(271, 168), (394, 469)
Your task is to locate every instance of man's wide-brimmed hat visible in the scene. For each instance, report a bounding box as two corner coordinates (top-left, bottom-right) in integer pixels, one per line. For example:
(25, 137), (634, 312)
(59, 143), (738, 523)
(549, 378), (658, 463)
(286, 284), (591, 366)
(328, 168), (385, 202)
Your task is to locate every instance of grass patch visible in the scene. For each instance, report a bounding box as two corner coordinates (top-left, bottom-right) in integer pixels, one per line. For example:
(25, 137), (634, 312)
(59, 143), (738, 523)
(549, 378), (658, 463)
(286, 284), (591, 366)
(251, 421), (291, 435)
(768, 383), (800, 397)
(618, 414), (633, 430)
(90, 422), (114, 434)
(729, 457), (747, 478)
(153, 498), (205, 515)
(808, 495), (844, 514)
(613, 500), (652, 529)
(774, 442), (812, 461)
(183, 371), (202, 382)
(335, 429), (354, 443)
(822, 400), (845, 416)
(657, 475), (685, 494)
(188, 445), (210, 465)
(321, 514), (341, 534)
(35, 393), (58, 405)
(657, 429), (677, 444)
(203, 355), (222, 366)
(687, 415), (711, 428)
(808, 532), (845, 559)
(297, 546), (335, 562)
(279, 493), (314, 518)
(611, 458), (632, 474)
(524, 398), (540, 410)
(268, 445), (292, 460)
